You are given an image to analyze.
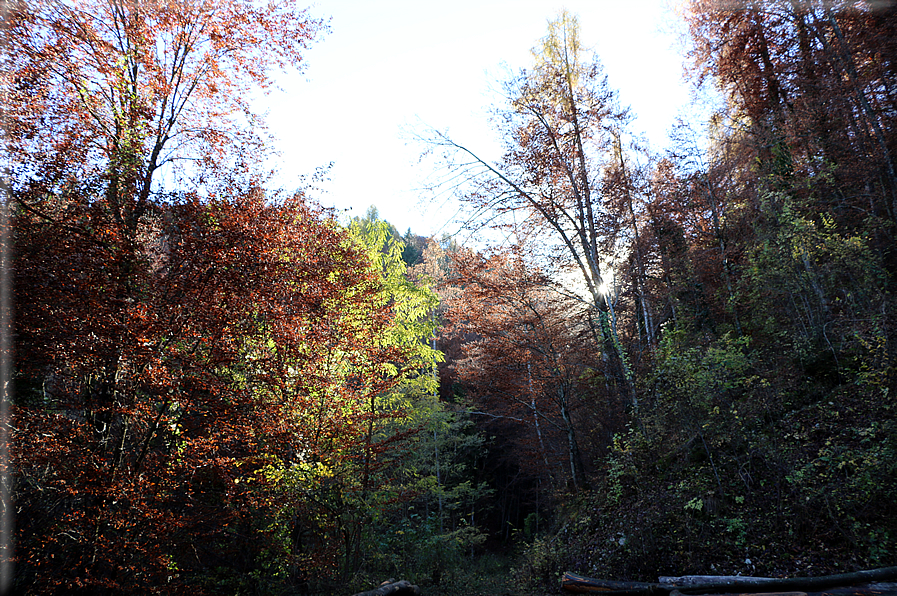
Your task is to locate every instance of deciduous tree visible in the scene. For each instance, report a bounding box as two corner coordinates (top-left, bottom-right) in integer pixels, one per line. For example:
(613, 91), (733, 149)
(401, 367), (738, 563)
(424, 11), (640, 414)
(445, 248), (611, 491)
(13, 173), (407, 591)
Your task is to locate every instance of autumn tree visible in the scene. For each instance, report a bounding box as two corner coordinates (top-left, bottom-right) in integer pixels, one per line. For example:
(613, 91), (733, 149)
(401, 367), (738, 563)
(509, 2), (897, 582)
(424, 11), (644, 415)
(648, 120), (753, 337)
(681, 0), (896, 374)
(445, 248), (614, 492)
(7, 0), (322, 216)
(684, 0), (897, 233)
(6, 0), (326, 413)
(0, 0), (439, 592)
(13, 172), (419, 591)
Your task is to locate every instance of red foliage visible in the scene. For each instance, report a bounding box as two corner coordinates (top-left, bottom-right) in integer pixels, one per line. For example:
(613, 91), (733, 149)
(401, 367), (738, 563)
(443, 248), (619, 493)
(3, 0), (406, 590)
(13, 174), (403, 591)
(684, 0), (897, 231)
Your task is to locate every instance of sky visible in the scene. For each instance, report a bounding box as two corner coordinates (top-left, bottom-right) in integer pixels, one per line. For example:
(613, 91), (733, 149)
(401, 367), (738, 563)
(257, 0), (695, 237)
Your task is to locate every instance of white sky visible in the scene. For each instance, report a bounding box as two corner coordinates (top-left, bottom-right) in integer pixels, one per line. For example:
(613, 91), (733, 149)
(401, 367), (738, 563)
(258, 0), (693, 237)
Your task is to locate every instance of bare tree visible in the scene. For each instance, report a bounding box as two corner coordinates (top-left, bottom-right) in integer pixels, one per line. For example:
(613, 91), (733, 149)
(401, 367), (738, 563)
(422, 11), (640, 411)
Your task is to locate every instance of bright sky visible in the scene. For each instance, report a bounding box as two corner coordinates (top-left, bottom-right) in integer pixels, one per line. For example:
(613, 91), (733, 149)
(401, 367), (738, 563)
(259, 0), (693, 237)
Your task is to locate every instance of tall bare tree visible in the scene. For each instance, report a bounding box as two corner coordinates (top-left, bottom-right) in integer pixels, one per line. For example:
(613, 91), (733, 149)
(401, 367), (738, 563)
(424, 11), (640, 411)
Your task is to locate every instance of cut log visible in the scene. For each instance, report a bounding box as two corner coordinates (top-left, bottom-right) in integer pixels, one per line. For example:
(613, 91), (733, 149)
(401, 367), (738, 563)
(673, 568), (897, 594)
(816, 587), (897, 596)
(674, 590), (897, 596)
(661, 577), (781, 587)
(562, 568), (897, 596)
(351, 579), (420, 596)
(667, 587), (897, 596)
(678, 592), (806, 596)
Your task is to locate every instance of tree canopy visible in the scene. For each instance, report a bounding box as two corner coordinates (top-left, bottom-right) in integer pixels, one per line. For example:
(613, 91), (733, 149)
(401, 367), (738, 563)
(8, 2), (897, 594)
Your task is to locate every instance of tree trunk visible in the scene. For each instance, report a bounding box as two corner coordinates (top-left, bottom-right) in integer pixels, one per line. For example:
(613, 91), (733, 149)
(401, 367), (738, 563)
(559, 386), (586, 489)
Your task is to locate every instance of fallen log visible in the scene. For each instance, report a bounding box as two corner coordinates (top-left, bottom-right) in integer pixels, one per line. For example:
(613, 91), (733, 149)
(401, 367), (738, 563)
(813, 587), (897, 596)
(562, 567), (897, 596)
(669, 589), (897, 596)
(562, 573), (653, 593)
(669, 592), (806, 596)
(661, 577), (781, 587)
(673, 568), (897, 594)
(351, 579), (420, 596)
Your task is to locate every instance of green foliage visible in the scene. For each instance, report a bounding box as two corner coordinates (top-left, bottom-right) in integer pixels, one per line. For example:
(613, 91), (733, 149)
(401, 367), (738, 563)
(349, 216), (443, 388)
(364, 393), (492, 586)
(745, 192), (889, 381)
(337, 215), (492, 586)
(780, 392), (897, 558)
(516, 289), (897, 580)
(367, 512), (486, 582)
(511, 535), (566, 593)
(653, 330), (753, 408)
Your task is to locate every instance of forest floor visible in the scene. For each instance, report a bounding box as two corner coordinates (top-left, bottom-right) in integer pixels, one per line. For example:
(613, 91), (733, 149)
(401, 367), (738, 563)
(379, 553), (518, 596)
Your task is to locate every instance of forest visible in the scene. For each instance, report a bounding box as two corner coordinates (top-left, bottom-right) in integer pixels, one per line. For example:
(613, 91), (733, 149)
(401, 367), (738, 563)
(4, 0), (896, 594)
